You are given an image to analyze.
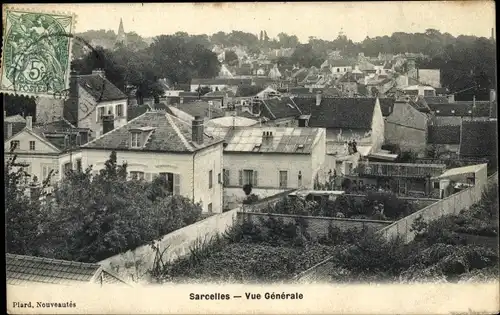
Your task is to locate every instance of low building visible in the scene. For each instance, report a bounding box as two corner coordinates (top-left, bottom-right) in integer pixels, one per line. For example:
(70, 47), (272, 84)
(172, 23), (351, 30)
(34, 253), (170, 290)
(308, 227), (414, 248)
(427, 125), (461, 158)
(6, 253), (128, 286)
(220, 126), (326, 209)
(345, 161), (446, 197)
(403, 85), (436, 97)
(81, 112), (224, 213)
(4, 116), (89, 187)
(190, 78), (252, 94)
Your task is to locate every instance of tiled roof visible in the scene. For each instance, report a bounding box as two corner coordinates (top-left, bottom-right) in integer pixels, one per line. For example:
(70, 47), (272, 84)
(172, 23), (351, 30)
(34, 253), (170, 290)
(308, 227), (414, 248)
(339, 72), (364, 83)
(177, 100), (225, 119)
(191, 78), (252, 86)
(224, 127), (323, 154)
(83, 111), (223, 152)
(428, 125), (461, 145)
(429, 102), (492, 117)
(424, 96), (449, 104)
(34, 119), (78, 133)
(293, 97), (377, 129)
(7, 253), (101, 286)
(78, 74), (127, 102)
(327, 59), (354, 67)
(261, 97), (302, 120)
(459, 121), (498, 158)
(127, 104), (153, 121)
(4, 122), (26, 140)
(206, 116), (258, 128)
(410, 96), (431, 112)
(4, 114), (26, 123)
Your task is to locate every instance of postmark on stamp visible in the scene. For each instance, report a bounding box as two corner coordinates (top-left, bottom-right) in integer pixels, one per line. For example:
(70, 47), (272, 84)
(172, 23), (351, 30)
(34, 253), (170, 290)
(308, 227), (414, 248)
(0, 8), (75, 98)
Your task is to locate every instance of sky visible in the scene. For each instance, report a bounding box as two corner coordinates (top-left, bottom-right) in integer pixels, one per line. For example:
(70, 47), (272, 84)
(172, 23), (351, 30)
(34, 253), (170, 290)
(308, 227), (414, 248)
(7, 2), (496, 42)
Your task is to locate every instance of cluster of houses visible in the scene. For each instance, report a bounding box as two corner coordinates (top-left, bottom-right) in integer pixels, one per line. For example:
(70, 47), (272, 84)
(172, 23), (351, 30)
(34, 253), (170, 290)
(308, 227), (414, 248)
(4, 61), (497, 212)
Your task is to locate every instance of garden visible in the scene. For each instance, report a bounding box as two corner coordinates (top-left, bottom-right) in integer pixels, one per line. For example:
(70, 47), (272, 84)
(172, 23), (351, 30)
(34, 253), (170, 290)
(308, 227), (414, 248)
(150, 182), (498, 284)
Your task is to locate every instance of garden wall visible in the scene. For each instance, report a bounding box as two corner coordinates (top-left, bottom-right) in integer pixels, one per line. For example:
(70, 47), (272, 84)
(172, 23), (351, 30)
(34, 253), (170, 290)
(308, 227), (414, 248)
(237, 212), (393, 239)
(345, 194), (439, 211)
(293, 170), (497, 283)
(98, 207), (241, 283)
(378, 169), (496, 244)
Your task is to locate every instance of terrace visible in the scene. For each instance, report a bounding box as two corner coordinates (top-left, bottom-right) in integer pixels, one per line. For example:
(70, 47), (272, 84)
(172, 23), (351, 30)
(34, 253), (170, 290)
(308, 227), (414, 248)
(350, 162), (446, 179)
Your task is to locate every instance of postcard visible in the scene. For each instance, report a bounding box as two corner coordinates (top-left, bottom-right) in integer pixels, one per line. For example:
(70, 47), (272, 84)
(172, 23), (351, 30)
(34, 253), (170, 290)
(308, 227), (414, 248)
(3, 2), (499, 314)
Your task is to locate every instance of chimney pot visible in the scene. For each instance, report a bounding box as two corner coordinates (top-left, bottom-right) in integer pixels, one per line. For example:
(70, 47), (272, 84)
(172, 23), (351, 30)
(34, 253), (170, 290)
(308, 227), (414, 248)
(26, 116), (33, 130)
(192, 116), (204, 144)
(7, 123), (13, 138)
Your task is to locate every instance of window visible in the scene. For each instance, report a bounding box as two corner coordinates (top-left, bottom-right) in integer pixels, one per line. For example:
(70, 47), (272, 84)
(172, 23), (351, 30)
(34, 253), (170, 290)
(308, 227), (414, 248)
(208, 203), (213, 213)
(279, 171), (288, 188)
(433, 181), (440, 189)
(223, 169), (230, 186)
(116, 104), (123, 117)
(10, 140), (19, 150)
(337, 68), (340, 73)
(80, 132), (89, 145)
(97, 107), (105, 122)
(298, 171), (302, 187)
(63, 162), (72, 178)
(240, 170), (257, 186)
(130, 171), (145, 180)
(130, 132), (140, 148)
(158, 172), (180, 195)
(209, 170), (213, 189)
(29, 141), (35, 150)
(76, 159), (82, 172)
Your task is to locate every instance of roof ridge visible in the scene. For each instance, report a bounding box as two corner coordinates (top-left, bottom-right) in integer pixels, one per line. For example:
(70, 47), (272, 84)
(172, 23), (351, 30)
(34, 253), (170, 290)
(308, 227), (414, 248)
(82, 111), (150, 148)
(6, 253), (101, 268)
(165, 113), (193, 151)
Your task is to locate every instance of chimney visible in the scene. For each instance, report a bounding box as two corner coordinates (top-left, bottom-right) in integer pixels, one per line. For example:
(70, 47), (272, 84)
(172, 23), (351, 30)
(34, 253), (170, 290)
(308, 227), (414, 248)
(192, 116), (204, 145)
(316, 91), (322, 106)
(26, 116), (32, 130)
(64, 71), (80, 125)
(92, 68), (105, 78)
(7, 123), (12, 138)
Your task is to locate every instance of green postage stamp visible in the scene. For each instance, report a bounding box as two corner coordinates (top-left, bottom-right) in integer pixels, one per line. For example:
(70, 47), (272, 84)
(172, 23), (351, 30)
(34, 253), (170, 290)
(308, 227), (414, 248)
(0, 8), (75, 98)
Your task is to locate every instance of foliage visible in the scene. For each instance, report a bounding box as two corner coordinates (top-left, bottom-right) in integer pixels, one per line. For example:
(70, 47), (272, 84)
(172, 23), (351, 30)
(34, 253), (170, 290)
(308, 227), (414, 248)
(154, 217), (332, 283)
(6, 151), (202, 263)
(224, 50), (239, 66)
(242, 184), (253, 196)
(242, 194), (259, 205)
(397, 150), (418, 163)
(5, 152), (53, 256)
(290, 44), (323, 68)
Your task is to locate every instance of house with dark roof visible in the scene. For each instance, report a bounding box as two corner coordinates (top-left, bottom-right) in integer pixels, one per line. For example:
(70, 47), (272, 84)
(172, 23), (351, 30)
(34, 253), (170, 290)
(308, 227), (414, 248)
(219, 126), (326, 209)
(429, 101), (495, 126)
(257, 96), (302, 127)
(6, 253), (129, 286)
(169, 100), (226, 121)
(36, 70), (128, 139)
(4, 116), (90, 188)
(81, 111), (224, 213)
(427, 125), (461, 158)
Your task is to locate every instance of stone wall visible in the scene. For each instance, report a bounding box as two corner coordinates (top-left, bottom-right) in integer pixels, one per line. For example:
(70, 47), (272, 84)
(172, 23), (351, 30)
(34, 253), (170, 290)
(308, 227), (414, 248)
(237, 212), (393, 239)
(98, 208), (240, 283)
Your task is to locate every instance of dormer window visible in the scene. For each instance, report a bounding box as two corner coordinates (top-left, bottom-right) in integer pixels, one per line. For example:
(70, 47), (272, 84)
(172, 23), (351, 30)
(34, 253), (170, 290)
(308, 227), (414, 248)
(130, 132), (140, 148)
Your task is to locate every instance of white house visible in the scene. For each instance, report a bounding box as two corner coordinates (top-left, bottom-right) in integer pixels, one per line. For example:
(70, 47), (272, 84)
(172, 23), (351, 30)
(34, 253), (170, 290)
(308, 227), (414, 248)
(403, 85), (436, 97)
(216, 126), (327, 209)
(4, 117), (89, 188)
(81, 111), (225, 213)
(36, 69), (129, 139)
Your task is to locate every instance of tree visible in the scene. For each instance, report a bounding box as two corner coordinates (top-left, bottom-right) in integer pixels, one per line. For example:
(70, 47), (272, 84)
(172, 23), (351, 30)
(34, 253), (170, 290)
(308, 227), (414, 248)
(224, 50), (239, 66)
(290, 44), (323, 68)
(277, 33), (299, 48)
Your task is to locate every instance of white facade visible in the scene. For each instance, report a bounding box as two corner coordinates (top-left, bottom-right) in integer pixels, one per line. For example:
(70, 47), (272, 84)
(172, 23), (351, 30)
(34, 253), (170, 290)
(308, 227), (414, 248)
(80, 143), (224, 213)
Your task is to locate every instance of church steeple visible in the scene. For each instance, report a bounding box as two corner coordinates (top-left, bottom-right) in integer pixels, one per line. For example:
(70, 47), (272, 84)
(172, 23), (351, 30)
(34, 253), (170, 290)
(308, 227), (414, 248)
(116, 18), (126, 45)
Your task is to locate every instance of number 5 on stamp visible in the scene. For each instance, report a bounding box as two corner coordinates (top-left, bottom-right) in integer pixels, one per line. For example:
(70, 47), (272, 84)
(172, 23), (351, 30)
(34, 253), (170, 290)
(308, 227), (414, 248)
(0, 8), (75, 98)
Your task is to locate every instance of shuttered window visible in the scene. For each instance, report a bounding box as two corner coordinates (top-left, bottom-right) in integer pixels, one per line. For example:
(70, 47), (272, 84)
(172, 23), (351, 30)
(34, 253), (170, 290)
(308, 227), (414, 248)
(173, 174), (180, 195)
(238, 170), (243, 186)
(209, 170), (213, 189)
(279, 171), (288, 188)
(223, 169), (230, 186)
(145, 172), (153, 182)
(253, 170), (258, 187)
